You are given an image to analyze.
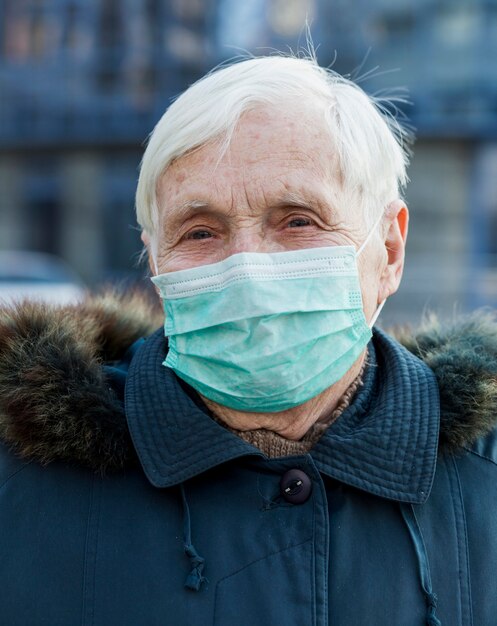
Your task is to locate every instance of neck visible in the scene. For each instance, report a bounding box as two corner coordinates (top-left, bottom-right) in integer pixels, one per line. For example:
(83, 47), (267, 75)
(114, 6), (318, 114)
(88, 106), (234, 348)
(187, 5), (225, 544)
(201, 350), (367, 440)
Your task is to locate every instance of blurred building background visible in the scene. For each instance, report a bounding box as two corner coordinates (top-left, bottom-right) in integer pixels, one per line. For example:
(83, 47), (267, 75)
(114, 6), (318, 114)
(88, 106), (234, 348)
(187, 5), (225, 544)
(0, 0), (496, 322)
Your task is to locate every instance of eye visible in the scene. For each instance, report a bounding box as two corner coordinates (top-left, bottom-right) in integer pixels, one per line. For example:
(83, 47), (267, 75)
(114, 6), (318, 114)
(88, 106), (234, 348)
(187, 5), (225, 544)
(185, 229), (214, 240)
(287, 217), (314, 228)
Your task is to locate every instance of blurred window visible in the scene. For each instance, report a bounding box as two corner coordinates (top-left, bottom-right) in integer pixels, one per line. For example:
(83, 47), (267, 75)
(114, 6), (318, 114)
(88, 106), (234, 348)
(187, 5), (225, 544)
(216, 0), (266, 52)
(489, 212), (497, 268)
(488, 8), (497, 46)
(267, 0), (316, 37)
(166, 0), (210, 66)
(1, 0), (95, 61)
(2, 0), (32, 60)
(62, 1), (95, 60)
(102, 154), (142, 276)
(23, 156), (61, 254)
(373, 0), (415, 7)
(436, 6), (480, 46)
(98, 0), (124, 49)
(470, 145), (497, 306)
(375, 10), (415, 41)
(171, 0), (206, 21)
(25, 198), (61, 254)
(166, 25), (206, 64)
(96, 0), (124, 91)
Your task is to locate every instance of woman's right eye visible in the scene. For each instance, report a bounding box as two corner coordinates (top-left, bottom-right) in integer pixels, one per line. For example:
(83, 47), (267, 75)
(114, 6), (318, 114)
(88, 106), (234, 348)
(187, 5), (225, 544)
(287, 217), (313, 228)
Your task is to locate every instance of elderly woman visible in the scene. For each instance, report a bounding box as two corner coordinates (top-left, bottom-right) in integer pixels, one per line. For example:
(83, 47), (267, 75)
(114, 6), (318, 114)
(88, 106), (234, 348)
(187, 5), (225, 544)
(1, 55), (496, 626)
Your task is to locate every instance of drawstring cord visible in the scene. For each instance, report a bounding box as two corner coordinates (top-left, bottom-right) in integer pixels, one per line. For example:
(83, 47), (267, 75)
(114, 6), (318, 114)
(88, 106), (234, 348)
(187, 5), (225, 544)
(179, 481), (440, 616)
(400, 503), (442, 626)
(180, 483), (208, 591)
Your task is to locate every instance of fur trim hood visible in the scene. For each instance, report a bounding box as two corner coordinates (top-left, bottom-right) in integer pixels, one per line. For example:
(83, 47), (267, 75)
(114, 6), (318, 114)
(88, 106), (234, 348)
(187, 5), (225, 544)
(0, 291), (162, 472)
(1, 292), (497, 473)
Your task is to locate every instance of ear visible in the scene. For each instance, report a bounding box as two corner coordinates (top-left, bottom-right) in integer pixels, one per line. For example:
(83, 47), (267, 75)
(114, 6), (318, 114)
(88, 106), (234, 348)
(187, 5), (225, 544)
(378, 199), (409, 304)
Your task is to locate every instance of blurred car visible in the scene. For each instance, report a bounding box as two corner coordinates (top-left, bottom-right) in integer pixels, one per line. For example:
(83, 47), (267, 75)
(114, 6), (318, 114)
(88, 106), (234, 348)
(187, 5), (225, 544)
(0, 251), (85, 306)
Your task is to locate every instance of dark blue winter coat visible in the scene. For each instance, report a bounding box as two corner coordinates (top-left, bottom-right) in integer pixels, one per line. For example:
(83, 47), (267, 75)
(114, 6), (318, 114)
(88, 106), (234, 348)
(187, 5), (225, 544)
(0, 294), (496, 625)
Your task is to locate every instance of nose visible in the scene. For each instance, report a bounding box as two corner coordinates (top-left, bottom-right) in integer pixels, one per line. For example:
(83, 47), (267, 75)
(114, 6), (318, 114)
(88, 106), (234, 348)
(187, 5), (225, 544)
(227, 224), (284, 256)
(228, 227), (266, 255)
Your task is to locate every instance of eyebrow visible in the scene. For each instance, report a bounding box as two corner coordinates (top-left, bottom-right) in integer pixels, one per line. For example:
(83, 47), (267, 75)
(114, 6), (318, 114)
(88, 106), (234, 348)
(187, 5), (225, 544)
(271, 191), (340, 222)
(163, 199), (213, 228)
(174, 199), (211, 215)
(166, 190), (339, 224)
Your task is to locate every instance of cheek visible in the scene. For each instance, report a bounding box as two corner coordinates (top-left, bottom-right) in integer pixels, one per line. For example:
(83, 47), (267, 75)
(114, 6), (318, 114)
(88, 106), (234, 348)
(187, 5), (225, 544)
(155, 239), (228, 274)
(358, 249), (385, 313)
(274, 227), (357, 252)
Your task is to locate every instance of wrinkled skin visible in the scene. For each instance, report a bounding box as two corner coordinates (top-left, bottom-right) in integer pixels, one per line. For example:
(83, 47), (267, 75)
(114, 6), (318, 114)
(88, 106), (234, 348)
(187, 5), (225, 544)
(145, 104), (408, 438)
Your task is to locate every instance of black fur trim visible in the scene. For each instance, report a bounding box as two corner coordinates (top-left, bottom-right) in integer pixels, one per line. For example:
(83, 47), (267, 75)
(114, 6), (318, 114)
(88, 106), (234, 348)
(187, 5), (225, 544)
(393, 311), (497, 453)
(0, 290), (163, 473)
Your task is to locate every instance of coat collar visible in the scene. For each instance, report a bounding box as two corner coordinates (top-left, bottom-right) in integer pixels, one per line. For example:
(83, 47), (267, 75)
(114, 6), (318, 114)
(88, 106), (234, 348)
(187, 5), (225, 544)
(311, 329), (440, 503)
(125, 328), (440, 503)
(125, 330), (257, 487)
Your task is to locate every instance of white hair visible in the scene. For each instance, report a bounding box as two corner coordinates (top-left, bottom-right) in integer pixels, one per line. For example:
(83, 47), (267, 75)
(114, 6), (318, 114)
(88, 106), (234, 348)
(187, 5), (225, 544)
(135, 54), (411, 259)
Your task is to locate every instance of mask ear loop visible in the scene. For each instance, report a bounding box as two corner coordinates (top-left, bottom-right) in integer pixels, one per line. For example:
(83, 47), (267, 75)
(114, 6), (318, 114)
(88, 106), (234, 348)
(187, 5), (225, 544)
(356, 210), (387, 328)
(150, 236), (159, 275)
(357, 209), (385, 257)
(369, 299), (386, 328)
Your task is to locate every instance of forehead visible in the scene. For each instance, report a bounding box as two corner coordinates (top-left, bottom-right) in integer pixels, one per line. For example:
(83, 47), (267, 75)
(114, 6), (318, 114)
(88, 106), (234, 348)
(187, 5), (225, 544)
(158, 104), (342, 212)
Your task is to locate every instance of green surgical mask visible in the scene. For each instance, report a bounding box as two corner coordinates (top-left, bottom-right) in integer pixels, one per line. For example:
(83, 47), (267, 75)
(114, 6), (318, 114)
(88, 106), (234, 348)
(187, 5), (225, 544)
(152, 220), (384, 413)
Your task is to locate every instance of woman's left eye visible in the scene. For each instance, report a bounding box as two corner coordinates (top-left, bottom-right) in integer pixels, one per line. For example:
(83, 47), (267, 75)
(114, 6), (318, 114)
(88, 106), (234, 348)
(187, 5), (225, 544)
(185, 230), (213, 240)
(287, 217), (313, 228)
